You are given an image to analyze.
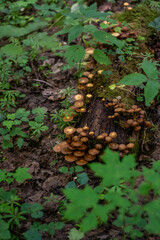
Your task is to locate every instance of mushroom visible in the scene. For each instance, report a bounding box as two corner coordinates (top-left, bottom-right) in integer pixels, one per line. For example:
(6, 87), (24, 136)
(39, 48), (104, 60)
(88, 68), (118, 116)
(71, 141), (83, 147)
(109, 143), (119, 150)
(76, 128), (83, 133)
(86, 83), (94, 88)
(105, 136), (112, 143)
(131, 105), (138, 110)
(64, 126), (75, 135)
(115, 108), (123, 113)
(63, 115), (74, 122)
(95, 144), (103, 150)
(74, 101), (84, 108)
(78, 144), (88, 150)
(83, 126), (89, 131)
(61, 149), (73, 154)
(88, 148), (100, 155)
(78, 85), (87, 90)
(97, 70), (103, 74)
(80, 131), (87, 137)
(83, 71), (90, 77)
(81, 137), (88, 142)
(74, 151), (85, 157)
(89, 131), (94, 136)
(84, 154), (96, 162)
(85, 47), (95, 55)
(65, 154), (78, 162)
(119, 144), (126, 151)
(74, 94), (84, 101)
(134, 126), (141, 131)
(72, 136), (80, 142)
(78, 77), (89, 84)
(123, 2), (129, 6)
(97, 135), (104, 140)
(126, 119), (134, 126)
(86, 94), (92, 99)
(76, 159), (88, 165)
(109, 132), (118, 139)
(78, 108), (86, 113)
(53, 144), (62, 153)
(88, 74), (94, 79)
(144, 121), (152, 128)
(111, 32), (120, 37)
(131, 121), (139, 127)
(126, 143), (135, 149)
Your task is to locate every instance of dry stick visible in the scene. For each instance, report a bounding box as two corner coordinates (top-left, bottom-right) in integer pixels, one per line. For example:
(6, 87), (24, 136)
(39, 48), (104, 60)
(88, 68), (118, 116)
(32, 79), (54, 88)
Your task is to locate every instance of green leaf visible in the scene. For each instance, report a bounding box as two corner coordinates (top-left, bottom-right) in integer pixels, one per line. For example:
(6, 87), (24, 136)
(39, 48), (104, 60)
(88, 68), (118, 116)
(0, 128), (9, 135)
(93, 30), (108, 43)
(30, 203), (43, 218)
(144, 80), (159, 106)
(16, 137), (24, 149)
(65, 181), (77, 189)
(68, 228), (84, 240)
(68, 26), (83, 44)
(3, 121), (14, 130)
(14, 168), (32, 183)
(0, 219), (10, 239)
(64, 45), (85, 66)
(59, 167), (68, 174)
(2, 140), (13, 149)
(77, 173), (89, 185)
(141, 59), (159, 80)
(24, 229), (41, 240)
(1, 44), (22, 56)
(118, 73), (147, 85)
(93, 49), (111, 66)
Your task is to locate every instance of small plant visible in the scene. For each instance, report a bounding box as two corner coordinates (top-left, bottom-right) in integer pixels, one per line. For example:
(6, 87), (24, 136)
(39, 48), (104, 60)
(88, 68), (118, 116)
(63, 148), (160, 239)
(117, 59), (160, 106)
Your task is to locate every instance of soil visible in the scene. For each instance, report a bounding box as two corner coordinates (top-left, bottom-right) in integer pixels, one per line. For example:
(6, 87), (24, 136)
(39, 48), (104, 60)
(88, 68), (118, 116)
(0, 1), (160, 239)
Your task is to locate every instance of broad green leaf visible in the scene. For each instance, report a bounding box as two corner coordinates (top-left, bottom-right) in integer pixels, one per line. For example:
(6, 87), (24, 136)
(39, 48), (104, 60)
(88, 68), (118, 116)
(30, 203), (43, 218)
(16, 137), (24, 149)
(0, 128), (9, 135)
(64, 45), (85, 66)
(1, 44), (22, 56)
(2, 140), (13, 149)
(77, 172), (89, 185)
(149, 17), (160, 31)
(68, 26), (83, 44)
(65, 181), (77, 189)
(59, 166), (68, 174)
(0, 219), (10, 239)
(93, 49), (111, 66)
(24, 229), (41, 240)
(93, 30), (108, 43)
(118, 73), (147, 85)
(141, 59), (159, 80)
(68, 228), (84, 240)
(14, 168), (32, 183)
(3, 121), (14, 129)
(144, 80), (159, 106)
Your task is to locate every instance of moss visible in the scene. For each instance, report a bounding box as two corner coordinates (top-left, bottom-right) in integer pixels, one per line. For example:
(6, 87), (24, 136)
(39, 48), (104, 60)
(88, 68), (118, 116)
(113, 4), (159, 38)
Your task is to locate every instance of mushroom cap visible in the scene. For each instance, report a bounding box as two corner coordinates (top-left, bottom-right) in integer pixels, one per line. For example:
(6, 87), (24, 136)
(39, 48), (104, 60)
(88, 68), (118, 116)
(126, 119), (134, 126)
(76, 128), (83, 133)
(81, 137), (88, 142)
(102, 133), (108, 137)
(84, 154), (96, 161)
(63, 115), (74, 122)
(127, 7), (132, 10)
(112, 98), (118, 104)
(78, 144), (88, 151)
(78, 77), (89, 84)
(95, 144), (103, 150)
(72, 136), (80, 142)
(105, 136), (112, 142)
(74, 150), (85, 157)
(111, 32), (120, 37)
(65, 154), (78, 162)
(78, 85), (87, 90)
(61, 149), (73, 154)
(74, 94), (84, 101)
(126, 143), (135, 149)
(140, 110), (145, 115)
(119, 144), (126, 151)
(71, 141), (83, 147)
(97, 135), (104, 140)
(76, 159), (88, 165)
(80, 131), (87, 137)
(83, 71), (90, 77)
(64, 126), (75, 135)
(123, 2), (129, 6)
(86, 94), (92, 99)
(97, 70), (103, 74)
(131, 121), (139, 127)
(127, 109), (134, 113)
(59, 141), (69, 148)
(109, 143), (119, 150)
(89, 131), (94, 136)
(134, 108), (142, 113)
(138, 118), (144, 124)
(78, 108), (86, 113)
(85, 47), (94, 55)
(145, 121), (152, 128)
(86, 83), (94, 88)
(74, 101), (84, 108)
(134, 126), (141, 131)
(53, 144), (62, 152)
(88, 148), (100, 155)
(131, 105), (138, 110)
(109, 132), (118, 139)
(88, 74), (94, 79)
(115, 108), (123, 113)
(83, 126), (89, 131)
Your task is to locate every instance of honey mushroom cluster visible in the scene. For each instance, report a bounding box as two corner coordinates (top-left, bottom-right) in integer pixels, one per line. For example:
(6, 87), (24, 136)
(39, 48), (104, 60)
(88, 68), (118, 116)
(96, 131), (135, 156)
(105, 99), (152, 131)
(102, 21), (137, 39)
(53, 126), (102, 165)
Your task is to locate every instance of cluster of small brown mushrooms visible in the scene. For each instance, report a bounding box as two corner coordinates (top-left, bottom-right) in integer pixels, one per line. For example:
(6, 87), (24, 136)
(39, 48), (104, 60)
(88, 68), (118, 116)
(101, 21), (138, 39)
(105, 98), (152, 131)
(53, 125), (136, 165)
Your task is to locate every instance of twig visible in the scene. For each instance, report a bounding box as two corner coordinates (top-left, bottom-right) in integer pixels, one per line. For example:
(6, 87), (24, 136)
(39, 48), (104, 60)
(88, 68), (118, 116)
(32, 79), (55, 88)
